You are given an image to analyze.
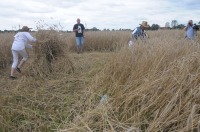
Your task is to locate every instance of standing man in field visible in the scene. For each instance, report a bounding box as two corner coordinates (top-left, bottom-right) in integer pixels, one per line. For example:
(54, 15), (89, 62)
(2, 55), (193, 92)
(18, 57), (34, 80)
(129, 21), (150, 47)
(73, 18), (85, 54)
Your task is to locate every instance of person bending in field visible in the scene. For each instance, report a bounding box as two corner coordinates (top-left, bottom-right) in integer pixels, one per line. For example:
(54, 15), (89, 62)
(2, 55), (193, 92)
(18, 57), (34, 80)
(10, 26), (37, 80)
(129, 21), (150, 47)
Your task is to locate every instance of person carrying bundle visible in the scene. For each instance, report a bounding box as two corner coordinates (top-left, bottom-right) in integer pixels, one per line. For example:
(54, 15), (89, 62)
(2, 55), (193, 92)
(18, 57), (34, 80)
(10, 26), (37, 80)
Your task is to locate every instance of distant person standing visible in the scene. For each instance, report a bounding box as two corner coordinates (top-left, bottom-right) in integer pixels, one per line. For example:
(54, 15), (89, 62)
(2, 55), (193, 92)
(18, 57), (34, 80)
(193, 23), (199, 37)
(73, 18), (85, 54)
(10, 26), (37, 80)
(129, 21), (150, 47)
(184, 20), (194, 40)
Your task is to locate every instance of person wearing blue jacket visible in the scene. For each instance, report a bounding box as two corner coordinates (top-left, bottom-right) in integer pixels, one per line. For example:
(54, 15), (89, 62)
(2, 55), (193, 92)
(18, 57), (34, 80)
(73, 18), (85, 53)
(129, 21), (150, 47)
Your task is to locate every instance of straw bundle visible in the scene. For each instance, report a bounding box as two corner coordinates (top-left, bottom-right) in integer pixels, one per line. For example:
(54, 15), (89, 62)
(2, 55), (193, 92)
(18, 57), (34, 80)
(28, 30), (74, 78)
(0, 33), (14, 71)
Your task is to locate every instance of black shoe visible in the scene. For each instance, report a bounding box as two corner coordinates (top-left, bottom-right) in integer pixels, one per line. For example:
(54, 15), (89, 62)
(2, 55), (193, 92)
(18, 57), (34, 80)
(10, 76), (17, 80)
(16, 67), (21, 73)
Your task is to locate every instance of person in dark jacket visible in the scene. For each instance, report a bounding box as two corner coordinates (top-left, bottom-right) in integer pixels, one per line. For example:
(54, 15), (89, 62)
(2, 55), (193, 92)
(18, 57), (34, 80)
(193, 23), (199, 36)
(73, 18), (85, 53)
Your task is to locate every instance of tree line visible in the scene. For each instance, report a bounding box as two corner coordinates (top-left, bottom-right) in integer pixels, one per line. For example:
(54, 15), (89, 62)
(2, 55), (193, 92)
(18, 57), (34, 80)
(151, 20), (200, 30)
(1, 20), (200, 32)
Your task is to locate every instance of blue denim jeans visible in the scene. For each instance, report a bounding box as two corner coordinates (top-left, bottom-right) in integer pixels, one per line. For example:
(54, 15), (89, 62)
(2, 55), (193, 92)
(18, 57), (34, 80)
(75, 37), (84, 47)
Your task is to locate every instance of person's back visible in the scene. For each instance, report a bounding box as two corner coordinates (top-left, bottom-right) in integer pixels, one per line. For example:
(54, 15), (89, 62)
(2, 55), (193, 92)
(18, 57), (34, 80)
(186, 26), (194, 39)
(132, 27), (143, 39)
(10, 26), (37, 80)
(12, 32), (36, 51)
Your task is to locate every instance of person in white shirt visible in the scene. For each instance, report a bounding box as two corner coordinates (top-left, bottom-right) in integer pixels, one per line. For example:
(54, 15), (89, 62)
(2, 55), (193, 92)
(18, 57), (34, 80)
(184, 20), (194, 40)
(10, 26), (37, 80)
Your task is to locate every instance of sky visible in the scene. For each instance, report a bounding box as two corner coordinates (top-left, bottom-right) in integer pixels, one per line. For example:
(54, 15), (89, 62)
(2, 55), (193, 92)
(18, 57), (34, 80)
(0, 0), (200, 31)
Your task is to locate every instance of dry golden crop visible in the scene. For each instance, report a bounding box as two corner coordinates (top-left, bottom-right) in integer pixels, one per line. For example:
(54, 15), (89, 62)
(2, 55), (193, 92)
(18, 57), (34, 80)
(0, 29), (200, 131)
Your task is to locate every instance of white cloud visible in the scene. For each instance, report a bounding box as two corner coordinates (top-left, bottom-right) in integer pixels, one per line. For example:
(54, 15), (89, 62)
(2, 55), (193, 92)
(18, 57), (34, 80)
(0, 0), (199, 31)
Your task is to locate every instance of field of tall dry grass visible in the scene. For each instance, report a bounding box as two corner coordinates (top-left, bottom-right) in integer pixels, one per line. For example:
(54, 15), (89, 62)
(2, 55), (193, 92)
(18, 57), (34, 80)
(0, 30), (200, 131)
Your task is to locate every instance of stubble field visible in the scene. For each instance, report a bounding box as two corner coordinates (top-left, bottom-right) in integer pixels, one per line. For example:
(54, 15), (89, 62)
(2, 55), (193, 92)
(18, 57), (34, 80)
(0, 30), (200, 131)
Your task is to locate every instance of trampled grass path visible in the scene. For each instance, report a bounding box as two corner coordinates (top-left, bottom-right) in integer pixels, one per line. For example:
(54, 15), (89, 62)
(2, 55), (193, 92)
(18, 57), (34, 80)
(0, 52), (112, 131)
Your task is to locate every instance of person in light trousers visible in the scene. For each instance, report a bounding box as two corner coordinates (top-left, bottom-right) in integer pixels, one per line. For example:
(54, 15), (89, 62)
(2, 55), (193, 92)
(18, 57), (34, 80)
(10, 26), (37, 80)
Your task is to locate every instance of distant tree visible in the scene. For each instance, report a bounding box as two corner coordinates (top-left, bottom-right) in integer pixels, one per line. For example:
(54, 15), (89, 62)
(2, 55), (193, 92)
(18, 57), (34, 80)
(176, 24), (185, 29)
(171, 20), (178, 28)
(91, 27), (99, 31)
(198, 21), (200, 24)
(150, 24), (160, 30)
(165, 22), (170, 29)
